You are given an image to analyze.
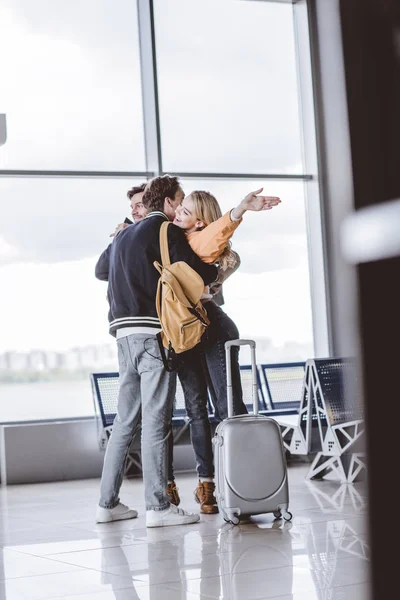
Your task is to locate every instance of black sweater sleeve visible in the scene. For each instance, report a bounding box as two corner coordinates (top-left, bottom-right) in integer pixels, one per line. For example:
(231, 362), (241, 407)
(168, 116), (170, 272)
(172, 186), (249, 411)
(167, 224), (218, 286)
(95, 244), (112, 281)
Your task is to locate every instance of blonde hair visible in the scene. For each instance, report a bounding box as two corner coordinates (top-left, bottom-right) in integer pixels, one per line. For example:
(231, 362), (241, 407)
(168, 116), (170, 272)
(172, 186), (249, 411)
(190, 190), (238, 271)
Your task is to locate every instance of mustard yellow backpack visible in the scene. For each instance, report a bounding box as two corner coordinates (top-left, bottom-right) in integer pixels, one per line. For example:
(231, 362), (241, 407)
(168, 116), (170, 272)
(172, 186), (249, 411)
(154, 222), (210, 369)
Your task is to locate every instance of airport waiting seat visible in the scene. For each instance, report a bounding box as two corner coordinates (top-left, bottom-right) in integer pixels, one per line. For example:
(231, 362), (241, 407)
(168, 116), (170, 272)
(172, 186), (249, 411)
(259, 362), (307, 454)
(304, 357), (366, 483)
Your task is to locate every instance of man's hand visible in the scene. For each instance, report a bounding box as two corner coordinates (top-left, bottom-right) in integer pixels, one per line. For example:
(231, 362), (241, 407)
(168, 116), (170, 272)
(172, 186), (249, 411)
(110, 222), (129, 238)
(231, 188), (281, 220)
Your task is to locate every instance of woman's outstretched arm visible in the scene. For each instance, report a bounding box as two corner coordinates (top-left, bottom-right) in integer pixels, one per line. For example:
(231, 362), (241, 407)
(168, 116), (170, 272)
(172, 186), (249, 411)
(186, 189), (281, 263)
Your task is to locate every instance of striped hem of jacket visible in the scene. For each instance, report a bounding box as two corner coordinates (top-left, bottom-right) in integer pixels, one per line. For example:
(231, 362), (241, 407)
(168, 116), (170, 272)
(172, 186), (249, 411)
(109, 316), (161, 334)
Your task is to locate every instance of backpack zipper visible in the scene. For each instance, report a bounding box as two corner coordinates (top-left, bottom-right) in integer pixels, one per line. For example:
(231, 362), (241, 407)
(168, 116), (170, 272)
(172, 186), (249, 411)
(181, 318), (198, 333)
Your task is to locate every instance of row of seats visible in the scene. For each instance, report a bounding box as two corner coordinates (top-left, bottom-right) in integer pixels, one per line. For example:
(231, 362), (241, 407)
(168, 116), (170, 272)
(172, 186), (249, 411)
(90, 361), (305, 477)
(91, 361), (305, 429)
(91, 356), (366, 483)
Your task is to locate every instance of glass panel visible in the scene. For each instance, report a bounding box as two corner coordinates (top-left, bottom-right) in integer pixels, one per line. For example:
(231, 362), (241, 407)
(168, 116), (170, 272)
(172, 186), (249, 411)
(179, 178), (314, 364)
(0, 0), (145, 171)
(0, 176), (147, 421)
(0, 176), (314, 420)
(155, 0), (303, 174)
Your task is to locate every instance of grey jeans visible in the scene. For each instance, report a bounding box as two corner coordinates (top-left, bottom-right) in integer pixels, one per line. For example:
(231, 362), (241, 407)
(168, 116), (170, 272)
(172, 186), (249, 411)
(99, 334), (176, 511)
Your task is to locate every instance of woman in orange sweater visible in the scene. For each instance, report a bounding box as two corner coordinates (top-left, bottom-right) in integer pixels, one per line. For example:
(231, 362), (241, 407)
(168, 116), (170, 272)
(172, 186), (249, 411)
(154, 181), (281, 513)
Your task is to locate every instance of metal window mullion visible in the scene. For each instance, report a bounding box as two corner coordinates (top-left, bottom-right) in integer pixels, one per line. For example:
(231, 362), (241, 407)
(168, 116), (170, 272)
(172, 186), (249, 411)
(293, 0), (331, 358)
(0, 169), (312, 180)
(163, 172), (312, 181)
(0, 170), (153, 179)
(137, 0), (162, 176)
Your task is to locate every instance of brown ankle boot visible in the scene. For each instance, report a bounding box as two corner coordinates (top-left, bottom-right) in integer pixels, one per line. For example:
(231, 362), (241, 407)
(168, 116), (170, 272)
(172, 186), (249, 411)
(166, 481), (180, 506)
(194, 481), (218, 514)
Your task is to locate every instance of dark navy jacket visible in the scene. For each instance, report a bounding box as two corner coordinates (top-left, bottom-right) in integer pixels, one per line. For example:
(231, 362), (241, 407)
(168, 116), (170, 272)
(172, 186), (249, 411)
(95, 211), (218, 337)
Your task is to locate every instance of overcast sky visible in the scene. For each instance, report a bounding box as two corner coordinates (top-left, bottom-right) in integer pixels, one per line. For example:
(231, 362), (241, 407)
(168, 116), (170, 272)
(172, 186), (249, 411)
(0, 0), (313, 356)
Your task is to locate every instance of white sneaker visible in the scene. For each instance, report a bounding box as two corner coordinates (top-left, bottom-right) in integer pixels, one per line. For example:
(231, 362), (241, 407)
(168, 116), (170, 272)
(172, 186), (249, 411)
(96, 502), (138, 523)
(146, 504), (200, 528)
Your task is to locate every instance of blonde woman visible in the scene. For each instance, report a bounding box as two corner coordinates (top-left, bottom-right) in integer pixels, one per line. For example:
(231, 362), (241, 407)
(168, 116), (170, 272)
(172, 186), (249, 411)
(142, 177), (280, 513)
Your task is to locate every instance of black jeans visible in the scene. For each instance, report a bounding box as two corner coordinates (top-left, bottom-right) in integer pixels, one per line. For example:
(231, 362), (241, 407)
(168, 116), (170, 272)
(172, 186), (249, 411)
(202, 300), (248, 422)
(169, 345), (214, 479)
(167, 301), (247, 481)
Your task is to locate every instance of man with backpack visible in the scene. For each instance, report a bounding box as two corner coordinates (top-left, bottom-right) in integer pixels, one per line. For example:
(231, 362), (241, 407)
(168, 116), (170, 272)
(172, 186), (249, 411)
(95, 175), (217, 528)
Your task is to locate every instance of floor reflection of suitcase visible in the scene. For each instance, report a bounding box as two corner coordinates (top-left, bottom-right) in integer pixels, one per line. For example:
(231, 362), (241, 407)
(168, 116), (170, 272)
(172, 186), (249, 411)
(213, 339), (293, 525)
(218, 522), (294, 600)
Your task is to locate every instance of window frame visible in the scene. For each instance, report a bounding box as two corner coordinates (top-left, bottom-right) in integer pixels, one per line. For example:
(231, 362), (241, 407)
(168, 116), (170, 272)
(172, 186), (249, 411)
(0, 0), (331, 423)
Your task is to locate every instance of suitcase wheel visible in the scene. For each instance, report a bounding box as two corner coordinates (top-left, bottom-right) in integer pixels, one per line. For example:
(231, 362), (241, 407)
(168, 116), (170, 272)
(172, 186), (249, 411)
(273, 510), (282, 520)
(283, 511), (293, 522)
(224, 513), (240, 526)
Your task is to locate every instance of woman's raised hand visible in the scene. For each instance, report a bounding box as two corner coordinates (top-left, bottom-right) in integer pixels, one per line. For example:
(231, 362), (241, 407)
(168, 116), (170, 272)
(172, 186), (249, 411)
(231, 188), (281, 220)
(241, 188), (281, 211)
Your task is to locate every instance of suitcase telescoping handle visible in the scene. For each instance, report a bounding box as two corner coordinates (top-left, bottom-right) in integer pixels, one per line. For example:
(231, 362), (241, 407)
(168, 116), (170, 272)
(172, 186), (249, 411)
(225, 339), (258, 418)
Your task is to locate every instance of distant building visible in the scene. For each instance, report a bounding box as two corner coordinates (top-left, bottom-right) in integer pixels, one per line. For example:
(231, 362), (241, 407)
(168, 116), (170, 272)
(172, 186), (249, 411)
(58, 349), (81, 371)
(2, 351), (29, 371)
(44, 351), (63, 370)
(0, 342), (118, 381)
(27, 350), (47, 371)
(0, 339), (317, 375)
(0, 353), (10, 370)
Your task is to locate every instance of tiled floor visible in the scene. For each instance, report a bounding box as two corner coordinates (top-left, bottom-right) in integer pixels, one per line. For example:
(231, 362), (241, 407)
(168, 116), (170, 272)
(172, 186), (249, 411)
(0, 462), (370, 600)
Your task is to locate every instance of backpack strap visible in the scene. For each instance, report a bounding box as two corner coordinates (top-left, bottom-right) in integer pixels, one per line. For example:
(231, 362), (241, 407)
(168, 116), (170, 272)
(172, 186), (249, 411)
(159, 221), (171, 267)
(156, 333), (179, 372)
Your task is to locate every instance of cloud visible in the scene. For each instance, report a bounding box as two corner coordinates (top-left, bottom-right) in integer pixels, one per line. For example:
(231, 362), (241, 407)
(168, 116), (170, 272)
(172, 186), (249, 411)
(0, 257), (313, 353)
(222, 267), (313, 347)
(0, 2), (313, 355)
(155, 0), (303, 173)
(0, 1), (145, 171)
(0, 0), (302, 173)
(0, 176), (142, 264)
(0, 236), (20, 265)
(0, 257), (111, 353)
(0, 0), (306, 266)
(0, 176), (308, 269)
(233, 234), (308, 273)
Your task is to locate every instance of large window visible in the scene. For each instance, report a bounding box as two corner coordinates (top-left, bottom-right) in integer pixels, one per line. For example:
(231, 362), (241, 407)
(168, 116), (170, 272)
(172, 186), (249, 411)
(0, 176), (145, 420)
(0, 0), (321, 422)
(154, 0), (303, 174)
(0, 0), (145, 170)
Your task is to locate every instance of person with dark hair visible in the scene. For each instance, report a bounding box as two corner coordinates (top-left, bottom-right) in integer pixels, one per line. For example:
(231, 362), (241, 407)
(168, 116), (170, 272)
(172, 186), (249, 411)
(127, 183), (146, 200)
(142, 175), (181, 213)
(94, 177), (218, 528)
(109, 183), (147, 239)
(127, 183), (147, 220)
(95, 183), (147, 281)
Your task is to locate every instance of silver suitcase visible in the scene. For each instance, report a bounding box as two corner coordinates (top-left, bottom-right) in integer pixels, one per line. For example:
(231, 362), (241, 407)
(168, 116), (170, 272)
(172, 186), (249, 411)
(213, 339), (292, 524)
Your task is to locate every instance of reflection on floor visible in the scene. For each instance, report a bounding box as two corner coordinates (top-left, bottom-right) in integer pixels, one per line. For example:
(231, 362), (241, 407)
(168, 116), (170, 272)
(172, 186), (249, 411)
(0, 462), (370, 600)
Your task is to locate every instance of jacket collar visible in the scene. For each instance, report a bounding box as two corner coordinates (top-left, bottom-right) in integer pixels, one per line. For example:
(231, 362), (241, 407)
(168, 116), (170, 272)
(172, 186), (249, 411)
(145, 211), (169, 221)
